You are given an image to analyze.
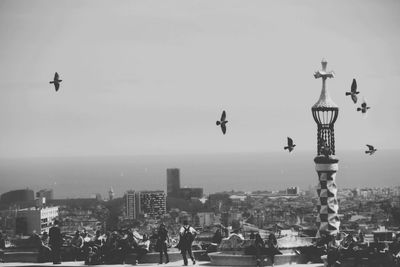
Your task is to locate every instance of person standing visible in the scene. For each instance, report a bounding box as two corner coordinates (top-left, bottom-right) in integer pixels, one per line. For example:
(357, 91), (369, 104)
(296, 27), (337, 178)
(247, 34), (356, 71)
(38, 232), (51, 263)
(178, 220), (197, 266)
(70, 231), (83, 261)
(49, 220), (63, 264)
(157, 223), (169, 264)
(0, 232), (6, 263)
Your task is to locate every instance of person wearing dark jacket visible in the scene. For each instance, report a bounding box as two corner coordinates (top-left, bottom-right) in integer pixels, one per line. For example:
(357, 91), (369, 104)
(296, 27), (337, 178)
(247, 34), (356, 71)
(212, 227), (223, 244)
(157, 223), (169, 264)
(254, 233), (265, 267)
(49, 220), (63, 264)
(266, 233), (281, 266)
(38, 232), (52, 263)
(178, 220), (197, 266)
(0, 232), (5, 263)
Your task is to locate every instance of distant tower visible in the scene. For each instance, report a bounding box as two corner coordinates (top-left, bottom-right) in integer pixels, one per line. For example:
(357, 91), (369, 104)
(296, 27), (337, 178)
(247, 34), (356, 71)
(312, 59), (340, 236)
(167, 168), (180, 197)
(108, 187), (114, 201)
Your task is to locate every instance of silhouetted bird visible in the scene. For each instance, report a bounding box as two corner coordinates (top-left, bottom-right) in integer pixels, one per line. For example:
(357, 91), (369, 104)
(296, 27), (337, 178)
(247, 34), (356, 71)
(365, 145), (377, 155)
(216, 110), (228, 135)
(284, 137), (296, 152)
(49, 72), (62, 92)
(345, 78), (359, 104)
(357, 101), (370, 113)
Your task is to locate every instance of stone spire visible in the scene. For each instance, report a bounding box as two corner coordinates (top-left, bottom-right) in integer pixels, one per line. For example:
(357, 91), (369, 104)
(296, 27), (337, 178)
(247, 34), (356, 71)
(313, 59), (337, 108)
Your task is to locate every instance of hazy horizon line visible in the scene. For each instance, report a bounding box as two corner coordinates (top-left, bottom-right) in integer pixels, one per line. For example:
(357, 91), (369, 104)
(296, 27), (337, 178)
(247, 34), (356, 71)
(1, 148), (398, 160)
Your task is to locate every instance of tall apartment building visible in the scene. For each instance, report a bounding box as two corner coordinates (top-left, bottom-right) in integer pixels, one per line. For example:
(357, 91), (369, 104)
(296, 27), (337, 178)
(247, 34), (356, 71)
(167, 168), (180, 197)
(124, 190), (137, 220)
(137, 190), (166, 218)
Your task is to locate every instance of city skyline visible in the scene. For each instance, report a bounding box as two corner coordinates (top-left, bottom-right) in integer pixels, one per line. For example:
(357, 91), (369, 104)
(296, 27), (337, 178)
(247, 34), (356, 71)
(0, 150), (398, 199)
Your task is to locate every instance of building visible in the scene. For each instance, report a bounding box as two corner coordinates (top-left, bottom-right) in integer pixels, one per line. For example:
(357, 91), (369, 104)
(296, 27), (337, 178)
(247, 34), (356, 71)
(167, 168), (180, 197)
(197, 212), (216, 227)
(124, 190), (137, 220)
(15, 206), (59, 235)
(179, 187), (203, 200)
(286, 187), (299, 195)
(0, 209), (18, 236)
(1, 189), (34, 205)
(36, 189), (54, 201)
(137, 191), (166, 218)
(95, 193), (102, 201)
(229, 195), (247, 205)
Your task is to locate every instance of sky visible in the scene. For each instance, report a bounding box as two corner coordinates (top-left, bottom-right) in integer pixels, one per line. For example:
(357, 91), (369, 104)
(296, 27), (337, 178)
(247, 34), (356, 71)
(0, 0), (400, 158)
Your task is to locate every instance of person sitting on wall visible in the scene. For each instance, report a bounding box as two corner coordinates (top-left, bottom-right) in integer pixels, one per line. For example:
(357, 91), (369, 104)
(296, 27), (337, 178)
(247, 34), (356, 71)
(266, 233), (282, 267)
(254, 233), (265, 267)
(249, 231), (255, 240)
(339, 233), (357, 260)
(370, 235), (391, 267)
(212, 226), (223, 244)
(327, 234), (341, 267)
(134, 234), (150, 264)
(389, 235), (400, 265)
(92, 230), (104, 247)
(357, 230), (364, 244)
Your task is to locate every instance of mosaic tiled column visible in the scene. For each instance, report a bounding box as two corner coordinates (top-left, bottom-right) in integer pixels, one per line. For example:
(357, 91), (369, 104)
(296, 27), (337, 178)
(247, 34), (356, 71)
(315, 156), (340, 236)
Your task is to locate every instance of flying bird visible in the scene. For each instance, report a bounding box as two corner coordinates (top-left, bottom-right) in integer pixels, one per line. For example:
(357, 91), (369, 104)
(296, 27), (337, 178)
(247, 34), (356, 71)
(357, 101), (370, 114)
(345, 78), (359, 104)
(284, 137), (296, 152)
(49, 72), (62, 92)
(216, 110), (228, 135)
(365, 145), (377, 155)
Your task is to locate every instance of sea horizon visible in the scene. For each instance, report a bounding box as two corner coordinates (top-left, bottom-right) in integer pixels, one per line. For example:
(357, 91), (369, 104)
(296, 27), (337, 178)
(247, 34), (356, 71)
(0, 149), (399, 199)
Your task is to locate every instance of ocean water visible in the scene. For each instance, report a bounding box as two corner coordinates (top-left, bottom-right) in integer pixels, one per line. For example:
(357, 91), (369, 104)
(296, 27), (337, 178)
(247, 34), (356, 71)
(0, 150), (399, 199)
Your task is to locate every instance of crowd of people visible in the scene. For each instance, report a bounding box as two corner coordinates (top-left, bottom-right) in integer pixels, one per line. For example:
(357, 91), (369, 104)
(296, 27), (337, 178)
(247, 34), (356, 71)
(23, 219), (199, 265)
(248, 232), (282, 267)
(322, 231), (400, 267)
(33, 222), (161, 264)
(3, 220), (400, 266)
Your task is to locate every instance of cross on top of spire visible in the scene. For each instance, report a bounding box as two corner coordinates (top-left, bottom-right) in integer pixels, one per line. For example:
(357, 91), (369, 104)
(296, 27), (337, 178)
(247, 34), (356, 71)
(312, 59), (338, 109)
(314, 58), (335, 80)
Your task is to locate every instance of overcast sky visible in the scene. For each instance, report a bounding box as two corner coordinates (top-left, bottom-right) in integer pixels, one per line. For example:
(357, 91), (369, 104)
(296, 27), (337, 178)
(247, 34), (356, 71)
(0, 0), (399, 158)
